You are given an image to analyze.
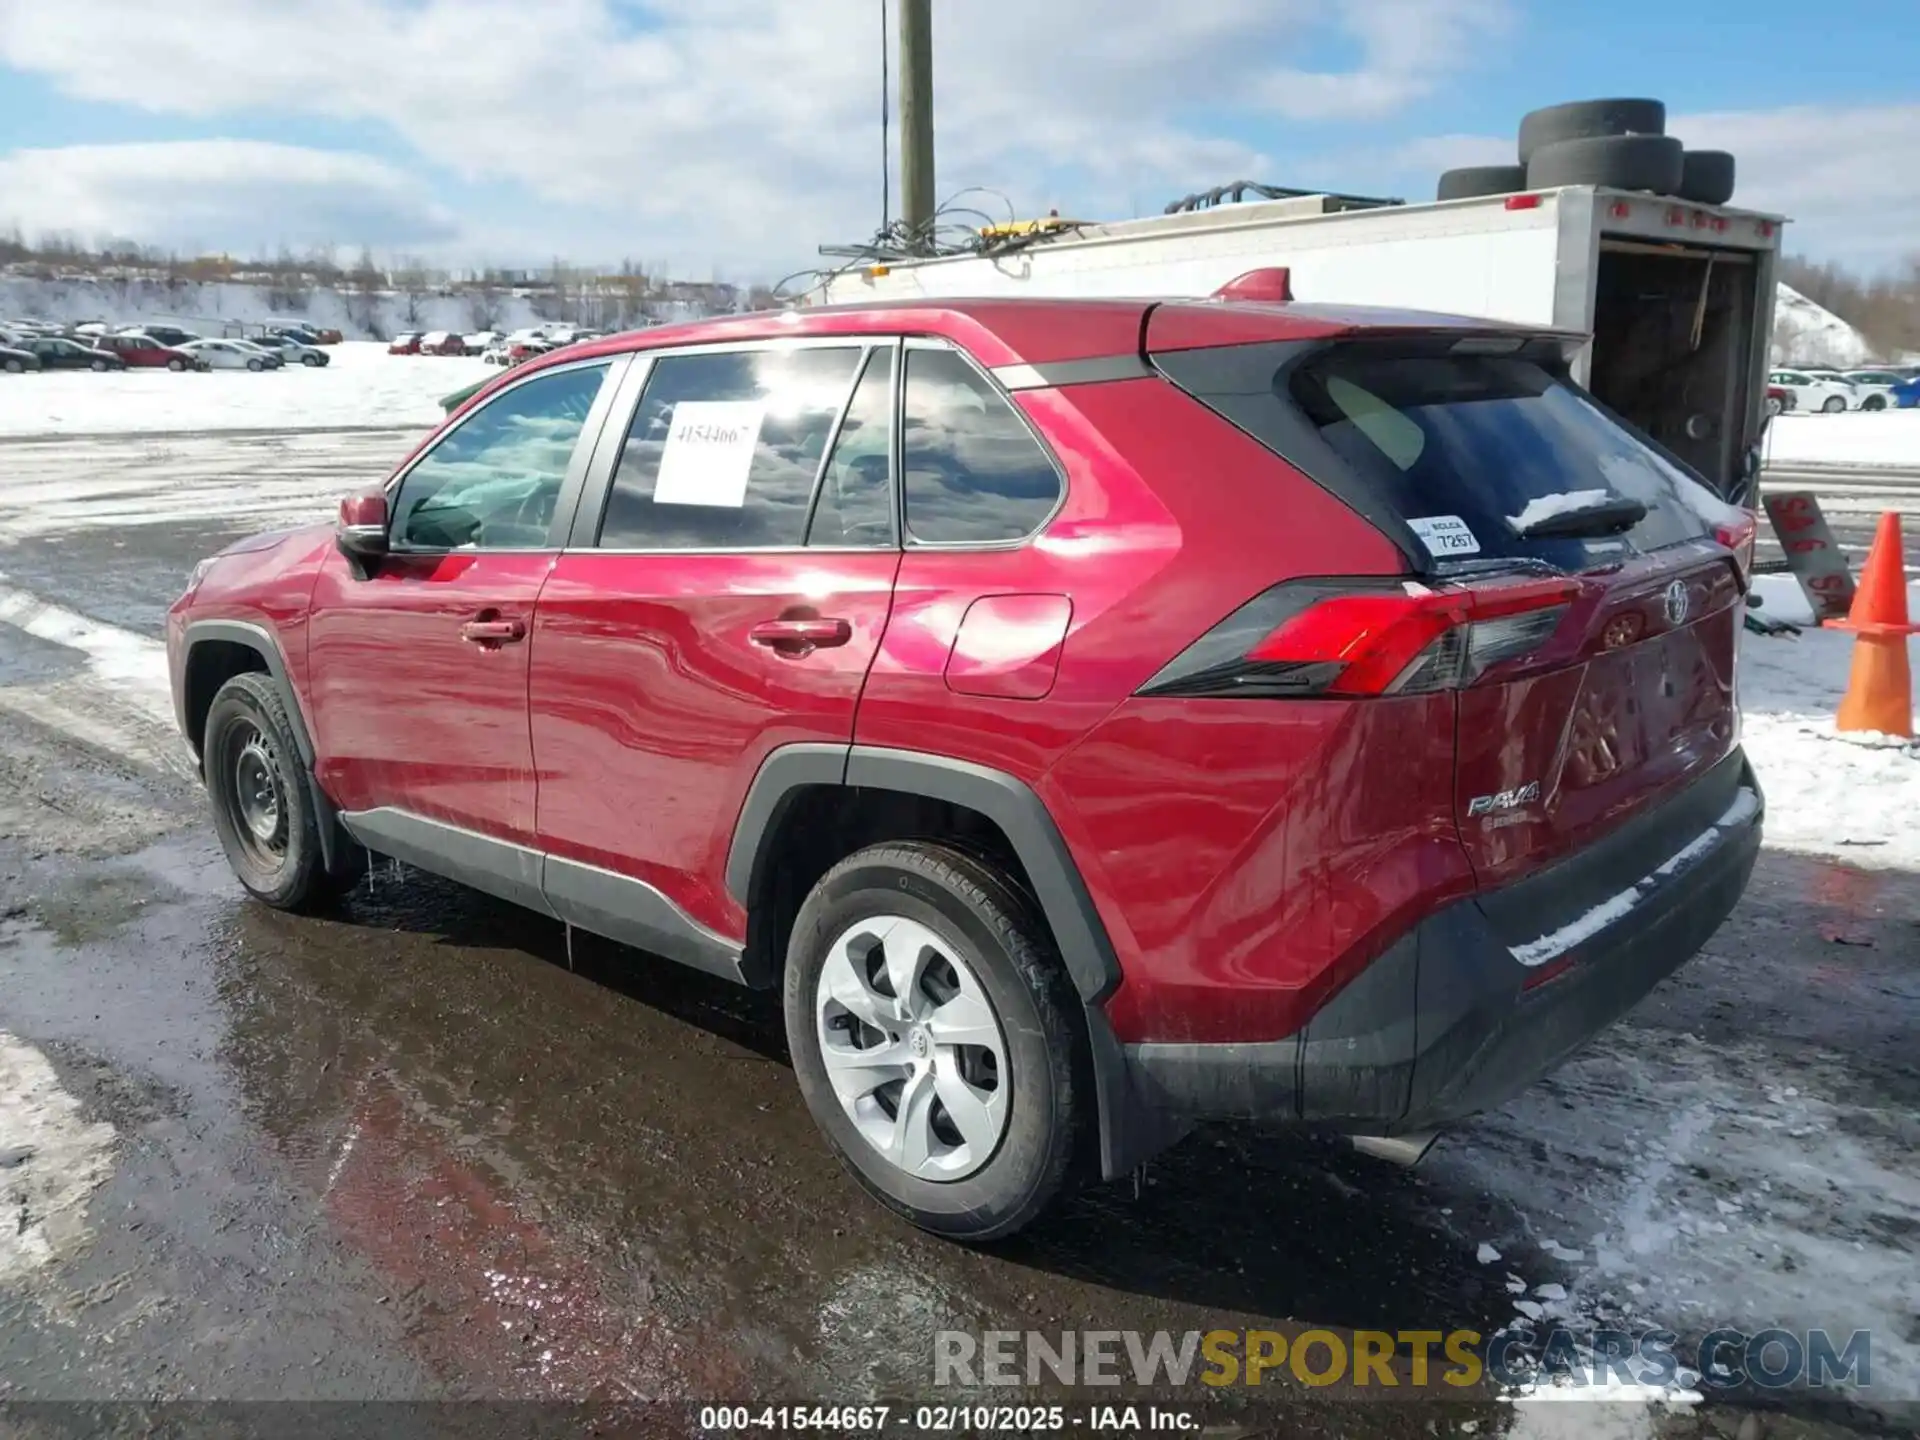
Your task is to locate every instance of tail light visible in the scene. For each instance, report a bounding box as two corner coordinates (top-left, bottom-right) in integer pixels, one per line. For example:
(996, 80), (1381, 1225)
(1714, 513), (1757, 588)
(1139, 575), (1579, 699)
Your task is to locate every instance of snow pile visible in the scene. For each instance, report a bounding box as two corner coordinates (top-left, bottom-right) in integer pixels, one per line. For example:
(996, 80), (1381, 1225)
(1505, 490), (1613, 531)
(1770, 283), (1877, 368)
(0, 342), (489, 438)
(1739, 573), (1920, 869)
(1765, 408), (1920, 467)
(0, 1031), (118, 1289)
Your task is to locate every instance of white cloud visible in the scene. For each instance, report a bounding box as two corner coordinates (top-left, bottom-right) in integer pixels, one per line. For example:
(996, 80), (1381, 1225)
(0, 141), (459, 254)
(0, 0), (1512, 274)
(1669, 104), (1920, 271)
(1295, 104), (1919, 271)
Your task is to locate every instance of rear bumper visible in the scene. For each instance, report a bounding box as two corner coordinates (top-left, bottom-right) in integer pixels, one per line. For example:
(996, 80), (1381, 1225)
(1120, 750), (1762, 1140)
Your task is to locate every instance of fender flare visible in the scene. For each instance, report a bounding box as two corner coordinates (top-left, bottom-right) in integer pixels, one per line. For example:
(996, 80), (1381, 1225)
(180, 619), (342, 872)
(728, 744), (1171, 1177)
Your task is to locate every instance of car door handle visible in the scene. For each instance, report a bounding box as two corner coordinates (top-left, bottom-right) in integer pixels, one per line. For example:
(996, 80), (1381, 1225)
(461, 617), (526, 644)
(749, 617), (852, 653)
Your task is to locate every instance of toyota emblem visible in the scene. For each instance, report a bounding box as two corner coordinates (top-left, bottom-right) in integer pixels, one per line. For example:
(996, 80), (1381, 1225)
(1663, 579), (1690, 626)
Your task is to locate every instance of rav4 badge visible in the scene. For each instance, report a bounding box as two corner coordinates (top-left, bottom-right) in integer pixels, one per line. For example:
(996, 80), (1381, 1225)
(1467, 781), (1541, 817)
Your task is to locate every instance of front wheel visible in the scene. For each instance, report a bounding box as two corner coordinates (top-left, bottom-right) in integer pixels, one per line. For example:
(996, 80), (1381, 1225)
(1863, 395), (1887, 412)
(246, 358), (263, 371)
(203, 672), (355, 911)
(1765, 395), (1784, 417)
(302, 354), (322, 366)
(1822, 395), (1847, 413)
(167, 358), (185, 372)
(785, 842), (1086, 1242)
(3, 358), (21, 374)
(90, 359), (107, 371)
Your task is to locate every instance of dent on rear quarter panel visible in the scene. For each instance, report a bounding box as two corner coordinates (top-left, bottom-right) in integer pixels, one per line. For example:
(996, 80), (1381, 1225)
(1058, 692), (1474, 1047)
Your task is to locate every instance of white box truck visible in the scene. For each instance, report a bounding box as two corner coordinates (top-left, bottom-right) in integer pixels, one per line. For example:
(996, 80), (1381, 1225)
(815, 186), (1784, 500)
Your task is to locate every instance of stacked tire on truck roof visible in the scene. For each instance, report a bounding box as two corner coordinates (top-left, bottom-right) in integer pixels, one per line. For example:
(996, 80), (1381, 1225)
(1438, 98), (1736, 207)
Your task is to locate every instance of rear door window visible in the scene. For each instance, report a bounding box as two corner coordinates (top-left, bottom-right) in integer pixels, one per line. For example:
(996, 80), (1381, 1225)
(1158, 338), (1738, 569)
(596, 346), (864, 550)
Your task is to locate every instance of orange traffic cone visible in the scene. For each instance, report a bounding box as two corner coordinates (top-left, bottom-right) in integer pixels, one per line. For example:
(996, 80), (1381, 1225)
(1823, 511), (1919, 737)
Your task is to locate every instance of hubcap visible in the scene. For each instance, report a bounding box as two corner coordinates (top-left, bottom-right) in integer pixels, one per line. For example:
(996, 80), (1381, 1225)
(228, 722), (287, 864)
(814, 915), (1010, 1181)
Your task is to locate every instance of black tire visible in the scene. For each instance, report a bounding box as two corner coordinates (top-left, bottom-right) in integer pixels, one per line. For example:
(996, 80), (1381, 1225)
(1678, 149), (1736, 206)
(90, 358), (107, 371)
(1437, 164), (1527, 201)
(785, 841), (1086, 1242)
(302, 354), (322, 366)
(1765, 394), (1785, 417)
(3, 358), (21, 374)
(1518, 98), (1666, 164)
(1863, 395), (1887, 412)
(1527, 133), (1684, 195)
(1821, 395), (1847, 414)
(246, 358), (263, 371)
(203, 672), (355, 911)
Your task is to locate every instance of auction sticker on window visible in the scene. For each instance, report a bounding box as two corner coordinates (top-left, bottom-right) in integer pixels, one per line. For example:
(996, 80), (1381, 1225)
(653, 401), (765, 507)
(1407, 514), (1481, 557)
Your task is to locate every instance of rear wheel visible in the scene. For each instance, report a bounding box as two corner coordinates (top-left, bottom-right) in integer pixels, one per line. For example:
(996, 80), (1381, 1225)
(785, 842), (1085, 1242)
(90, 359), (107, 372)
(1822, 395), (1848, 413)
(203, 672), (355, 911)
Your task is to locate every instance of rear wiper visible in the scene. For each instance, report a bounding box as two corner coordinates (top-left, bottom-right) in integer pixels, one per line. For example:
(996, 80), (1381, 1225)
(1510, 497), (1648, 538)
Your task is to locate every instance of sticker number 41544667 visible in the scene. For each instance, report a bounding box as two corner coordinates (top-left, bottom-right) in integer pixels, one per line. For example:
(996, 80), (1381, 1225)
(1407, 514), (1482, 557)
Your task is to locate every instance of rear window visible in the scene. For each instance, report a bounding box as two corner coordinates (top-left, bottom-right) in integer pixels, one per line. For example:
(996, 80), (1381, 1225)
(1158, 338), (1738, 568)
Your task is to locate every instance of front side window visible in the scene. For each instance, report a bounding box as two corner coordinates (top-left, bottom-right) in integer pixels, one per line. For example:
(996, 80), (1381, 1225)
(900, 348), (1062, 544)
(596, 346), (864, 550)
(390, 362), (609, 550)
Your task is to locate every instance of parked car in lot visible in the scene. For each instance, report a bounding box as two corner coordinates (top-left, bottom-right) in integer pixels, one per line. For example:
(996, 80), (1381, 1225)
(168, 295), (1764, 1241)
(94, 333), (205, 370)
(178, 339), (279, 371)
(480, 338), (514, 366)
(127, 323), (203, 349)
(22, 336), (127, 370)
(0, 343), (42, 373)
(1841, 370), (1903, 411)
(464, 331), (501, 356)
(506, 337), (554, 365)
(251, 334), (332, 367)
(1769, 369), (1854, 413)
(418, 331), (468, 356)
(1892, 375), (1920, 409)
(388, 332), (423, 355)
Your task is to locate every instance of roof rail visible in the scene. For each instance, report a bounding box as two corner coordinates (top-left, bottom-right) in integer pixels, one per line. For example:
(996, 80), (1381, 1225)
(1163, 180), (1403, 215)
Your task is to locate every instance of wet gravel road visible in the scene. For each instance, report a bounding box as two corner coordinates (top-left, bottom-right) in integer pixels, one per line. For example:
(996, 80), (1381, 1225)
(1, 430), (1916, 1437)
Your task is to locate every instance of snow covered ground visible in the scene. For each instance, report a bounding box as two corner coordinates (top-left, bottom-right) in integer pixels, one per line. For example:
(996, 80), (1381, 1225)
(0, 342), (489, 438)
(1765, 409), (1920, 468)
(1771, 283), (1877, 370)
(1741, 574), (1920, 870)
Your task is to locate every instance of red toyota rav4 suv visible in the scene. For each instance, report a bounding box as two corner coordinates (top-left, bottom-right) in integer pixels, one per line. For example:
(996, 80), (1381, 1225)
(168, 291), (1763, 1240)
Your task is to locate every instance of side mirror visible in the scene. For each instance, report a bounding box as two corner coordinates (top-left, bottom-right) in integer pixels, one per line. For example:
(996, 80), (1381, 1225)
(336, 488), (390, 566)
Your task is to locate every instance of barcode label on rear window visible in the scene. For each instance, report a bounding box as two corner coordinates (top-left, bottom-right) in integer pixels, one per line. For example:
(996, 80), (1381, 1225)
(1407, 515), (1481, 556)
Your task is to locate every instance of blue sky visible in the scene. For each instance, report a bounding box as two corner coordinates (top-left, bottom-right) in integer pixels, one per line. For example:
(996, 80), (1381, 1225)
(0, 0), (1914, 278)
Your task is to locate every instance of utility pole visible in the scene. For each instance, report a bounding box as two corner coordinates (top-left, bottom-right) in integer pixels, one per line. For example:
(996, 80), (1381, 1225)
(899, 0), (935, 252)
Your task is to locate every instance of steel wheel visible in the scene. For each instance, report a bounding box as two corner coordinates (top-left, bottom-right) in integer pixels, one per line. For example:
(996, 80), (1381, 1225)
(814, 914), (1009, 1181)
(224, 719), (288, 870)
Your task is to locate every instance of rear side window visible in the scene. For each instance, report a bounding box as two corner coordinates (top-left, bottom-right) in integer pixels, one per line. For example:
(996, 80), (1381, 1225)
(1159, 339), (1738, 568)
(809, 348), (896, 548)
(598, 346), (864, 550)
(901, 348), (1062, 544)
